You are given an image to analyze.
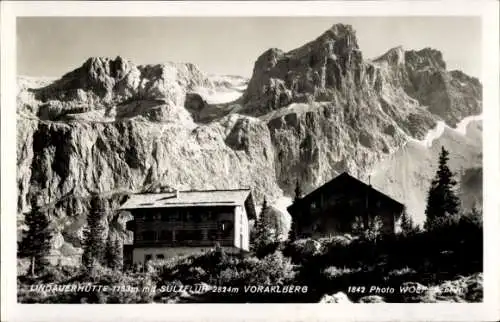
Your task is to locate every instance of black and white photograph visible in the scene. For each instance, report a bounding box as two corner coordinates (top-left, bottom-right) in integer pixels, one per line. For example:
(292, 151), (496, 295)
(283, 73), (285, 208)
(1, 1), (500, 321)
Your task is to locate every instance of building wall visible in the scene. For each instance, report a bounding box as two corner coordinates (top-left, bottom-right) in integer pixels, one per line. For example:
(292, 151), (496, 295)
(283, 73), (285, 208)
(235, 205), (250, 251)
(132, 246), (240, 265)
(132, 206), (236, 248)
(378, 210), (397, 234)
(294, 192), (400, 238)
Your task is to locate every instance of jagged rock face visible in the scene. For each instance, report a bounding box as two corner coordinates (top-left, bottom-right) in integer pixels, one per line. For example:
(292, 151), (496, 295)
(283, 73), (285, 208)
(24, 57), (214, 121)
(241, 26), (440, 192)
(240, 24), (481, 196)
(244, 25), (366, 114)
(265, 102), (408, 194)
(378, 48), (482, 127)
(18, 114), (282, 256)
(19, 116), (281, 212)
(243, 25), (480, 129)
(17, 23), (482, 259)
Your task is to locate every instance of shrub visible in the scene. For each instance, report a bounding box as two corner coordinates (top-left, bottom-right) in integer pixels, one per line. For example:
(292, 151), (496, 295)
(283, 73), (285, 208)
(219, 267), (241, 284)
(463, 273), (483, 302)
(284, 238), (322, 264)
(359, 295), (385, 303)
(217, 251), (296, 286)
(426, 213), (463, 232)
(17, 258), (31, 276)
(322, 266), (357, 280)
(38, 264), (82, 283)
(387, 267), (417, 277)
(250, 251), (296, 284)
(317, 234), (355, 254)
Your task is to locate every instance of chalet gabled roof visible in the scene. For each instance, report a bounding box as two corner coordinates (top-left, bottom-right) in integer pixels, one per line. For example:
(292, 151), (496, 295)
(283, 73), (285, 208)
(287, 172), (405, 213)
(119, 188), (257, 219)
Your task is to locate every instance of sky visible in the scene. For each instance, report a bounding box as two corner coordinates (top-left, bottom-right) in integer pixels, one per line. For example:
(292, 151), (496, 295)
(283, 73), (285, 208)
(17, 17), (481, 79)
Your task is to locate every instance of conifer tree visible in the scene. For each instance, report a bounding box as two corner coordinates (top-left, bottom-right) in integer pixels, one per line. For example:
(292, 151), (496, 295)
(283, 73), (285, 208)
(294, 179), (302, 203)
(252, 197), (276, 254)
(105, 234), (114, 268)
(262, 196), (268, 211)
(82, 194), (106, 269)
(113, 238), (124, 270)
(105, 233), (123, 270)
(424, 146), (460, 230)
(400, 209), (416, 235)
(288, 180), (302, 241)
(19, 202), (53, 277)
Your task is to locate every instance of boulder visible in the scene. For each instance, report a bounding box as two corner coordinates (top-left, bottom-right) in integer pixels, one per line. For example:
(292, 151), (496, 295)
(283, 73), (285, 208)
(319, 291), (352, 303)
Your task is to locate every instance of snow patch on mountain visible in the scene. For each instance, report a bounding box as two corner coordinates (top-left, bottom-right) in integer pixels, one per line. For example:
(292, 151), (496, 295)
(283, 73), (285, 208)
(201, 74), (248, 104)
(194, 87), (245, 104)
(18, 76), (58, 90)
(454, 114), (484, 136)
(406, 113), (483, 148)
(272, 196), (293, 216)
(407, 121), (447, 148)
(371, 119), (482, 225)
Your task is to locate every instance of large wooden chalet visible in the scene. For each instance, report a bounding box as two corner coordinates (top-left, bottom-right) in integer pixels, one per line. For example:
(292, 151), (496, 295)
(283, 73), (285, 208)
(120, 188), (256, 266)
(287, 172), (405, 238)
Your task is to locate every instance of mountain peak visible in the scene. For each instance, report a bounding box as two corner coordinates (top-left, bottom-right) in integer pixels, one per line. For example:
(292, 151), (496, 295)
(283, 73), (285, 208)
(405, 47), (446, 70)
(316, 23), (359, 50)
(81, 55), (135, 82)
(374, 46), (405, 65)
(322, 24), (356, 39)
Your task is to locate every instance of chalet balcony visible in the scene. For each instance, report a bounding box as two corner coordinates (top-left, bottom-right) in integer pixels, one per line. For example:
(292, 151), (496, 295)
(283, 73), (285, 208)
(135, 221), (229, 231)
(133, 238), (234, 247)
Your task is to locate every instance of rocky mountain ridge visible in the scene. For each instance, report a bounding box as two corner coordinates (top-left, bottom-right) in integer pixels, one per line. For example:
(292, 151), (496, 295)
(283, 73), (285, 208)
(243, 25), (480, 127)
(17, 23), (482, 262)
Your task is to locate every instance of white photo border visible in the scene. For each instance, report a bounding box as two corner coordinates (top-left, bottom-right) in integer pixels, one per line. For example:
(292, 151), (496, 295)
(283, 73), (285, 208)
(1, 1), (499, 321)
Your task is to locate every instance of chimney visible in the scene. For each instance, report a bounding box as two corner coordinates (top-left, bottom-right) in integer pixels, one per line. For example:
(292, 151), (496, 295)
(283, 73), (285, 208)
(175, 189), (179, 199)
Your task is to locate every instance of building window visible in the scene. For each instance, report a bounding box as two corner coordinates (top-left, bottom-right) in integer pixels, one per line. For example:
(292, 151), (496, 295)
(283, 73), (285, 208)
(144, 215), (155, 222)
(161, 213), (170, 221)
(145, 254), (152, 262)
(188, 230), (202, 240)
(141, 230), (156, 241)
(311, 202), (317, 210)
(170, 211), (180, 221)
(208, 229), (219, 241)
(201, 212), (209, 221)
(156, 254), (165, 260)
(159, 230), (173, 241)
(218, 220), (233, 238)
(207, 212), (217, 221)
(176, 230), (203, 241)
(176, 230), (186, 241)
(192, 212), (202, 223)
(178, 210), (189, 221)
